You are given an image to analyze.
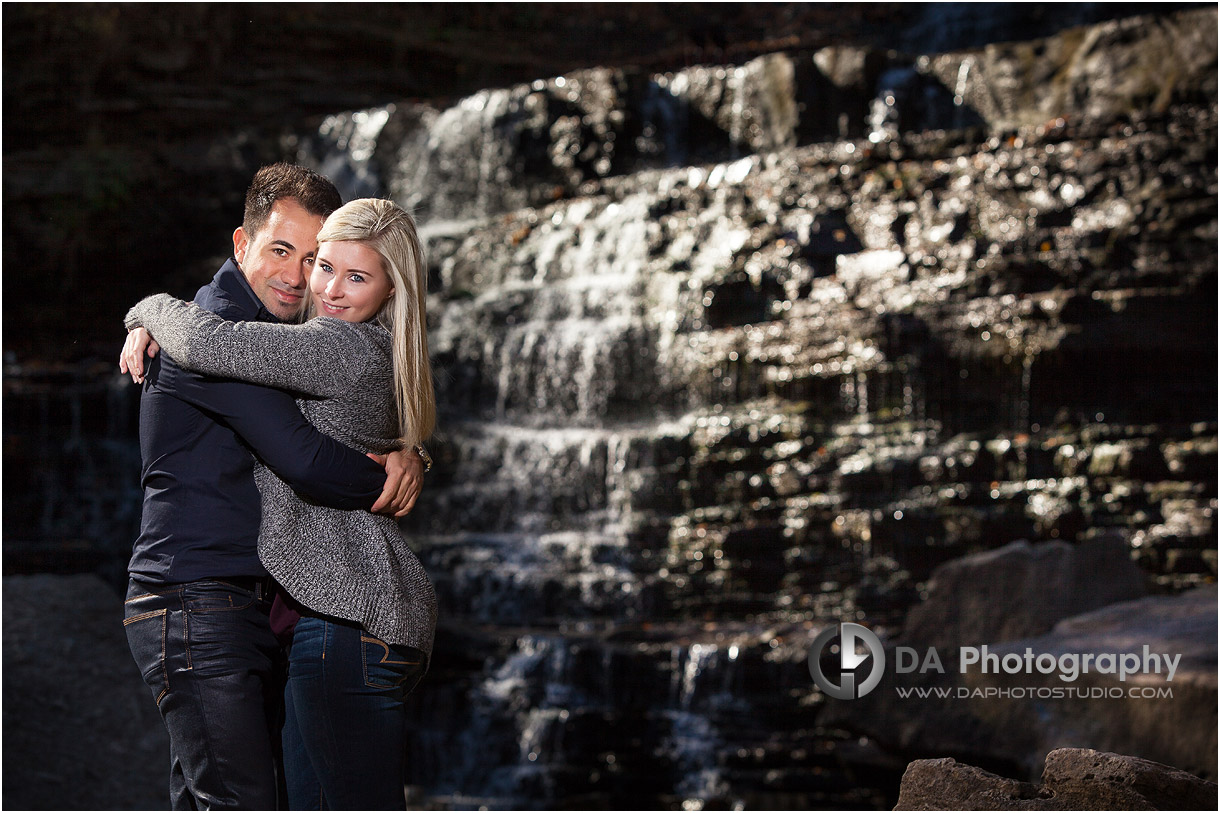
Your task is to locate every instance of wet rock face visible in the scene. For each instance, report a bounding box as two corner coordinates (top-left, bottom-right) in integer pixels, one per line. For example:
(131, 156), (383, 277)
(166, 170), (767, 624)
(303, 8), (1217, 219)
(2, 3), (1201, 356)
(311, 9), (1214, 807)
(924, 11), (1219, 132)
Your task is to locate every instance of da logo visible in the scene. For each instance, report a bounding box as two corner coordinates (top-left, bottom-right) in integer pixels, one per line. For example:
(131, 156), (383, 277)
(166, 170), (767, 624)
(808, 622), (885, 699)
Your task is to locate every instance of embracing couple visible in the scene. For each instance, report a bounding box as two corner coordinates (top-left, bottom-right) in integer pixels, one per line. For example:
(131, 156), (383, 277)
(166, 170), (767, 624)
(121, 163), (436, 810)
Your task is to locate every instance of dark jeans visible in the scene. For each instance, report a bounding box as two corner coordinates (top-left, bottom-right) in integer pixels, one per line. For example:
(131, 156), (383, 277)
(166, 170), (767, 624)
(282, 614), (426, 810)
(124, 578), (284, 810)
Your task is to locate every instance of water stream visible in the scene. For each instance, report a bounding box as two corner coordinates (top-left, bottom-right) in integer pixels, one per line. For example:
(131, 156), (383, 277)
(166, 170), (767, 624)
(319, 19), (1210, 805)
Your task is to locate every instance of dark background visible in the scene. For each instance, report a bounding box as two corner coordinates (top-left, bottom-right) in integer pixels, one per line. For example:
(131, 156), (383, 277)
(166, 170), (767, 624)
(1, 1), (1193, 361)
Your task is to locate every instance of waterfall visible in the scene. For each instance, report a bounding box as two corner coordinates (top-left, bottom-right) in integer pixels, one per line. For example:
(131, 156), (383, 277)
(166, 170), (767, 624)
(307, 106), (393, 201)
(217, 8), (1220, 806)
(953, 56), (973, 111)
(867, 66), (914, 144)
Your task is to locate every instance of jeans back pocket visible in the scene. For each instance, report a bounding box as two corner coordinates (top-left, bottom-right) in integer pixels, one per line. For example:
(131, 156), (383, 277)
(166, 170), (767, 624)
(124, 606), (170, 707)
(360, 634), (425, 695)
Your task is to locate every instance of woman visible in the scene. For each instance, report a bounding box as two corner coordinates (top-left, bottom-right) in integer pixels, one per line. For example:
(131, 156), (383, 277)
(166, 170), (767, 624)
(125, 198), (437, 810)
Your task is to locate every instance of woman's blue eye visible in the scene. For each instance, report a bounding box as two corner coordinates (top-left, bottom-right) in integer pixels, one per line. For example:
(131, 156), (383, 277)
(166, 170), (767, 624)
(320, 263), (333, 273)
(350, 273), (365, 283)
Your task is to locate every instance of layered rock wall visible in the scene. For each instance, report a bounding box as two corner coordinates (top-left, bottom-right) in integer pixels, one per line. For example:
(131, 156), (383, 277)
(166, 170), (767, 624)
(291, 9), (1217, 806)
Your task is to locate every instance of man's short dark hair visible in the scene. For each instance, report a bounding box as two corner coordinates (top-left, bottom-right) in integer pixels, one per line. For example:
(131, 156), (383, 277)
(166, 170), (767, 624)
(242, 163), (342, 237)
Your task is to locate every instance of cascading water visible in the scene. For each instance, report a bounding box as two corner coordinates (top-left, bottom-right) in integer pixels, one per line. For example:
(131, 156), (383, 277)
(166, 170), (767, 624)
(309, 107), (393, 201)
(299, 48), (1220, 792)
(287, 16), (1214, 802)
(3, 359), (143, 584)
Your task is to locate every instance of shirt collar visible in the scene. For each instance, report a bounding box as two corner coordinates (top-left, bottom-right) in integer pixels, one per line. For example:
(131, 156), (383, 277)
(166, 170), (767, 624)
(212, 257), (279, 323)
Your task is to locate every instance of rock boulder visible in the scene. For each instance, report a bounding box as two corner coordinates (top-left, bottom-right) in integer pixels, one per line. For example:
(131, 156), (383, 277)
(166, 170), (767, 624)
(902, 535), (1147, 649)
(895, 748), (1218, 810)
(968, 586), (1218, 779)
(822, 543), (1215, 783)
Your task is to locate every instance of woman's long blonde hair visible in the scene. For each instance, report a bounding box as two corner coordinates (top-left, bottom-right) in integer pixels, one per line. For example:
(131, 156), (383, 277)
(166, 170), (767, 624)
(315, 198), (435, 447)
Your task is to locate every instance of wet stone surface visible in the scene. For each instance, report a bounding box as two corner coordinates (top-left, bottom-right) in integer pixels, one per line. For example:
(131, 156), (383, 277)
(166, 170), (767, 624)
(379, 10), (1215, 806)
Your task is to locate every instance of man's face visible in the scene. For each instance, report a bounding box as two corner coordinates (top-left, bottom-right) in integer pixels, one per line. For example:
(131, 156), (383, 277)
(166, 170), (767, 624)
(232, 198), (326, 321)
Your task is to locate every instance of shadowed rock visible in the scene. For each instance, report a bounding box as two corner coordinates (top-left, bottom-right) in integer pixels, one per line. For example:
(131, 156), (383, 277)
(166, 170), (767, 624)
(969, 586), (1218, 780)
(902, 534), (1147, 650)
(895, 757), (1053, 810)
(895, 748), (1218, 810)
(823, 549), (1215, 782)
(1041, 748), (1218, 810)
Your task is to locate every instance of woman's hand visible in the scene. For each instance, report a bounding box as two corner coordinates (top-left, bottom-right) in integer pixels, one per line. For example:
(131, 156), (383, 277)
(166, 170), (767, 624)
(369, 449), (424, 518)
(119, 327), (160, 384)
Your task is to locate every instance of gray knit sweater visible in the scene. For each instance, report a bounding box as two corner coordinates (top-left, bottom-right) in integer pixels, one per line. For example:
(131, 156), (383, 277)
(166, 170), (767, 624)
(125, 294), (437, 657)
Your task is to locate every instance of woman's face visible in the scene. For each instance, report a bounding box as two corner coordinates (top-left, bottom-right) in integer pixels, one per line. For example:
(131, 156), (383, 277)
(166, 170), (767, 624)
(310, 241), (394, 323)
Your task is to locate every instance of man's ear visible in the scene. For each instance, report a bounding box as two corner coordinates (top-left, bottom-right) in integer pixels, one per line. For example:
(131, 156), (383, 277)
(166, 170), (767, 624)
(232, 227), (249, 266)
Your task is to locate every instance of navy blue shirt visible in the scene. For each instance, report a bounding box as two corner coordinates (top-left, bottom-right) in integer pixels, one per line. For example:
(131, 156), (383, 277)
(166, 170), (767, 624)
(129, 259), (386, 584)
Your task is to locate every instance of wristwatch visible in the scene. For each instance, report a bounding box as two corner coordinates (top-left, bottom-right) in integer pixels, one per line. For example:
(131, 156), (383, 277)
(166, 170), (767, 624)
(414, 443), (433, 473)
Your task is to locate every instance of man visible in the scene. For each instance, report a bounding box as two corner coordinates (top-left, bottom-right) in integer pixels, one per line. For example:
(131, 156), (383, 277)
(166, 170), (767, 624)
(119, 164), (427, 809)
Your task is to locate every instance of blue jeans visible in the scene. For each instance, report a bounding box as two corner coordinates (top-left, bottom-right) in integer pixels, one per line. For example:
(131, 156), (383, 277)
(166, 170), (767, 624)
(123, 577), (284, 810)
(282, 614), (426, 810)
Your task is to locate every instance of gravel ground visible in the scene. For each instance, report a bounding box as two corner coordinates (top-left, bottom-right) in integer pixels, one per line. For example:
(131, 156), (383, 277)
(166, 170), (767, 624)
(3, 573), (168, 810)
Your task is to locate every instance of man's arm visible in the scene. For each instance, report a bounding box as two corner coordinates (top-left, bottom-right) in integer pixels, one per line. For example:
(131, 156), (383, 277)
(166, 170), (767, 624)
(148, 353), (422, 514)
